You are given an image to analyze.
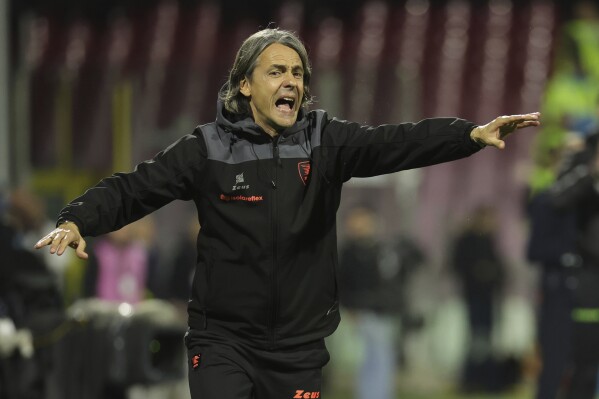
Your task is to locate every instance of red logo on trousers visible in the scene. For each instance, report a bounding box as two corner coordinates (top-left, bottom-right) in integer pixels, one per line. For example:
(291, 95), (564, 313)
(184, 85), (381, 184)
(192, 354), (201, 369)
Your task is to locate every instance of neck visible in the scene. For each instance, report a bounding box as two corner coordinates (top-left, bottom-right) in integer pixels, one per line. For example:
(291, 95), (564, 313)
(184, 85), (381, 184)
(264, 128), (279, 137)
(254, 120), (279, 137)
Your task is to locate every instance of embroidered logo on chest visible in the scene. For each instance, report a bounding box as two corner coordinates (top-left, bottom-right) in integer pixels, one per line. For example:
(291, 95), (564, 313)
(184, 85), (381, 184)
(232, 172), (250, 191)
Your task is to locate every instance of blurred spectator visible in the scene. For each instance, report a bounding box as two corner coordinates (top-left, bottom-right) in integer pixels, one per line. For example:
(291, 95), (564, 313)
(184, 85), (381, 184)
(527, 4), (599, 396)
(338, 205), (424, 399)
(551, 130), (599, 399)
(526, 133), (583, 399)
(0, 192), (63, 399)
(540, 34), (599, 141)
(531, 0), (599, 196)
(84, 216), (157, 304)
(6, 188), (72, 290)
(563, 1), (599, 82)
(451, 205), (506, 393)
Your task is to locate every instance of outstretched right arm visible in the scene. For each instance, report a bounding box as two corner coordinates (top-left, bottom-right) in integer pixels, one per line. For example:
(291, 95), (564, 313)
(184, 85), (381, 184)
(34, 131), (206, 259)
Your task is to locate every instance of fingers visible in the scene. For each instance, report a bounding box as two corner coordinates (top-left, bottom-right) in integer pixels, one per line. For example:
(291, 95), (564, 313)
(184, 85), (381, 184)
(505, 112), (541, 121)
(496, 113), (541, 140)
(34, 227), (82, 257)
(474, 112), (540, 150)
(507, 119), (540, 129)
(34, 234), (54, 249)
(493, 113), (540, 128)
(55, 230), (74, 256)
(51, 230), (70, 255)
(34, 230), (66, 251)
(75, 238), (89, 260)
(516, 120), (541, 129)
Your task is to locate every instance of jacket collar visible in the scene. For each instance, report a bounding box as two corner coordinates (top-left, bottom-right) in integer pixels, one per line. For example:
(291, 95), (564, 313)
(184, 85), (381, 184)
(216, 100), (309, 142)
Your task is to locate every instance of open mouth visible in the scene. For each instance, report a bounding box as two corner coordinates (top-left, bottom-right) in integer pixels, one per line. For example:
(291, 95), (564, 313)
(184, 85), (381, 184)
(275, 97), (296, 112)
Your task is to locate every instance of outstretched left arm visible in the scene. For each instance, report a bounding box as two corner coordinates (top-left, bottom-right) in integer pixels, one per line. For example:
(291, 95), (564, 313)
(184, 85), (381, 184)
(470, 112), (541, 149)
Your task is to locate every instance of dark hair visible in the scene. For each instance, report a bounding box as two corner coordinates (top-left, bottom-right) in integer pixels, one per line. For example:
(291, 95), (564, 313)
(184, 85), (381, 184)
(220, 28), (313, 115)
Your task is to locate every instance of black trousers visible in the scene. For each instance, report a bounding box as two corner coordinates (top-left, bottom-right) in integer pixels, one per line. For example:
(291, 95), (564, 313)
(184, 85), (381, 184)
(185, 330), (330, 399)
(535, 269), (573, 399)
(564, 267), (599, 399)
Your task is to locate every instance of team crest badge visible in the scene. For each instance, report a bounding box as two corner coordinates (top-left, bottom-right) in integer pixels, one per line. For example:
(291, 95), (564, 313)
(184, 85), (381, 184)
(298, 161), (311, 185)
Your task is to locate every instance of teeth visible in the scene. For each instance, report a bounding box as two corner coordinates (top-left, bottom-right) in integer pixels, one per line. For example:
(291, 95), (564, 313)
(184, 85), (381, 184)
(276, 97), (295, 111)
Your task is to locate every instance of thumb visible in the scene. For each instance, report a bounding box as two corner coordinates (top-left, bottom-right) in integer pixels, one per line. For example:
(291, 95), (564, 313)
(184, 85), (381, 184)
(76, 238), (89, 260)
(479, 122), (506, 149)
(488, 138), (506, 150)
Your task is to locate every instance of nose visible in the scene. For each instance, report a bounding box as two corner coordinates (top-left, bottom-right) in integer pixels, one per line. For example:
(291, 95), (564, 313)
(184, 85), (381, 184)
(283, 72), (297, 87)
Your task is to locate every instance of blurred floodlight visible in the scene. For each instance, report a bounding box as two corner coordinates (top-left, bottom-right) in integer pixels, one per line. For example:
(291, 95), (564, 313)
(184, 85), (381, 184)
(118, 302), (134, 317)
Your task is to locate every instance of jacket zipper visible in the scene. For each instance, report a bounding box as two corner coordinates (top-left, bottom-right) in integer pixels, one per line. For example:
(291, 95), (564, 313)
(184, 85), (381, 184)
(269, 137), (280, 349)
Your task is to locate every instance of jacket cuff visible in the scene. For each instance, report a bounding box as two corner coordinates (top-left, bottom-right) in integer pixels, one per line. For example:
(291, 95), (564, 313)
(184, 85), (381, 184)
(465, 124), (485, 150)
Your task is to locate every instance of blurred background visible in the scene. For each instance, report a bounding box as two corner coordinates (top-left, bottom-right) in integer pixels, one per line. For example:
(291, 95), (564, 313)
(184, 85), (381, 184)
(1, 0), (599, 398)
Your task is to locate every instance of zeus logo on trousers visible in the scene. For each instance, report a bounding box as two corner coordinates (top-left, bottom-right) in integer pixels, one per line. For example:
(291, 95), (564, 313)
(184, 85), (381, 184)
(293, 390), (320, 398)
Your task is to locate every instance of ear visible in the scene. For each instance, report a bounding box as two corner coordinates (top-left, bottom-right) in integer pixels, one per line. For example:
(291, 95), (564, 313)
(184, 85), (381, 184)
(239, 78), (251, 97)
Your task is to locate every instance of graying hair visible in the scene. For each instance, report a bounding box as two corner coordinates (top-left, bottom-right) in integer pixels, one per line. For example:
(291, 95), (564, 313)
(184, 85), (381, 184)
(219, 28), (313, 115)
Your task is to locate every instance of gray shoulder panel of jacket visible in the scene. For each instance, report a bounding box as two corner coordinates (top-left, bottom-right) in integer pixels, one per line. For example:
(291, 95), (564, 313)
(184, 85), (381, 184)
(197, 110), (328, 164)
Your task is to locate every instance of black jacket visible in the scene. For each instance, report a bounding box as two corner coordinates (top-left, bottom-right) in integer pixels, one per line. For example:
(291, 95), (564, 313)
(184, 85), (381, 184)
(551, 134), (599, 266)
(526, 189), (578, 268)
(57, 101), (481, 349)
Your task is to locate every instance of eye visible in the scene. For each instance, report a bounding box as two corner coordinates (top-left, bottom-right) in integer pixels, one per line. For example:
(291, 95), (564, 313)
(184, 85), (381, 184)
(269, 70), (281, 77)
(294, 72), (303, 79)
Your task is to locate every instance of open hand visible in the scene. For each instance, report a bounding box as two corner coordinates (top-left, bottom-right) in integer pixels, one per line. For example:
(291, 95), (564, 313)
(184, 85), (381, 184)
(471, 112), (541, 149)
(34, 222), (88, 259)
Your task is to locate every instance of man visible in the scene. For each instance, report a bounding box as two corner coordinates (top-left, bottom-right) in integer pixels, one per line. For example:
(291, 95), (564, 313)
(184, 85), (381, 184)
(451, 205), (505, 392)
(550, 131), (599, 399)
(35, 28), (540, 399)
(338, 205), (423, 399)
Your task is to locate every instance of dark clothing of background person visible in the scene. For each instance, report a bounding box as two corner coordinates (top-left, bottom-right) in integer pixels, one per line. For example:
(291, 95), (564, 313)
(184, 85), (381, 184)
(526, 189), (578, 399)
(452, 214), (505, 392)
(55, 100), (483, 351)
(0, 222), (63, 399)
(453, 227), (504, 332)
(550, 132), (599, 399)
(338, 235), (424, 314)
